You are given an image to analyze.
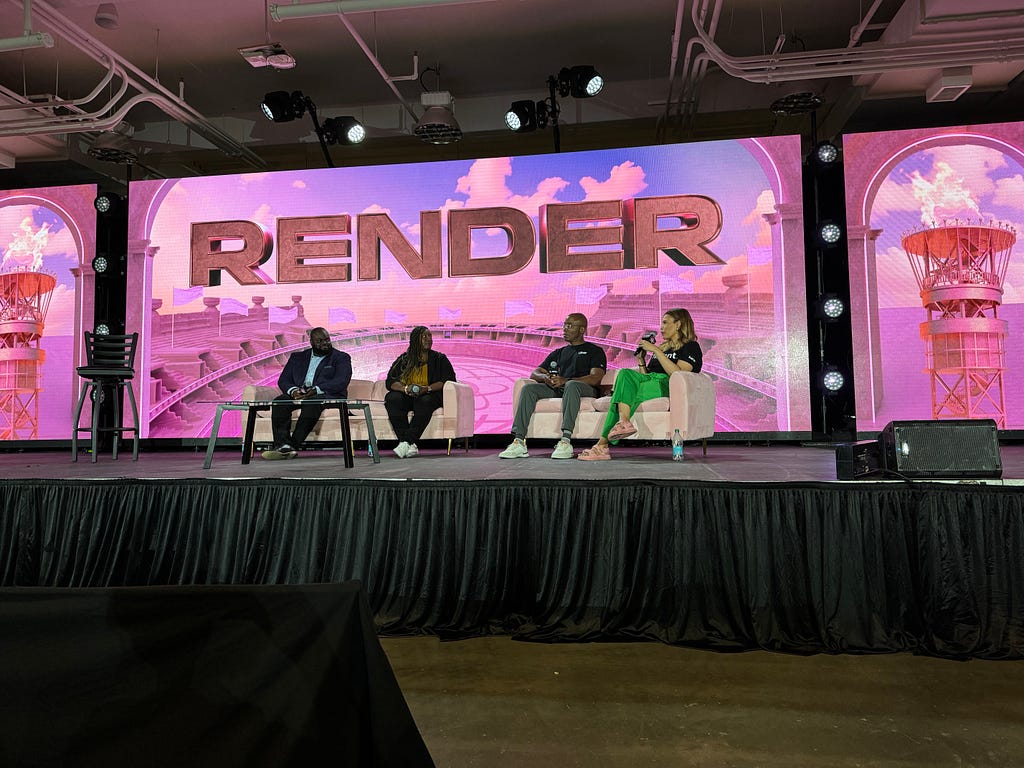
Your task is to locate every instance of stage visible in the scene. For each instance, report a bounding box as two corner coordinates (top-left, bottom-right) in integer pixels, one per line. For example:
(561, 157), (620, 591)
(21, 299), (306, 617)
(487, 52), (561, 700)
(8, 441), (1024, 483)
(2, 442), (1023, 661)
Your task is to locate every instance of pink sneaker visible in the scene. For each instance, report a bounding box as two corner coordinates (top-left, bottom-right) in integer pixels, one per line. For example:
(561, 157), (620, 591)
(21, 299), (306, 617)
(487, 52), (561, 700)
(578, 444), (611, 461)
(607, 420), (637, 440)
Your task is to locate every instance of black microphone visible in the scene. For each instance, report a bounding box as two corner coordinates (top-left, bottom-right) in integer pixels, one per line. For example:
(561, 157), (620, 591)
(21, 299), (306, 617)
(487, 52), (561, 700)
(635, 332), (656, 356)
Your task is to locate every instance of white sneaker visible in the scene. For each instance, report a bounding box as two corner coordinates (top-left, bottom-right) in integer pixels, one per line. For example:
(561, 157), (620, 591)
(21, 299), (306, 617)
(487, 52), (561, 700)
(550, 439), (574, 459)
(406, 444), (419, 457)
(498, 439), (529, 459)
(393, 441), (410, 459)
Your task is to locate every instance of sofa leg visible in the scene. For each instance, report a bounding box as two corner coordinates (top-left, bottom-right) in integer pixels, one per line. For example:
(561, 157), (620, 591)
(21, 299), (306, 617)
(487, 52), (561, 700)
(464, 436), (470, 453)
(702, 438), (707, 456)
(447, 437), (453, 456)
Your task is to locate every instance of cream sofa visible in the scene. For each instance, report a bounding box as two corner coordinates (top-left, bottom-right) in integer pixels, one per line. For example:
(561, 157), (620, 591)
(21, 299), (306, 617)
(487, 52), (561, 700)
(512, 369), (716, 453)
(242, 379), (475, 454)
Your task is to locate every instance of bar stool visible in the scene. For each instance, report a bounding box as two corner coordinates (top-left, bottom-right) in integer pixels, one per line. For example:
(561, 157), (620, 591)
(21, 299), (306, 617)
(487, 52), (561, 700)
(72, 332), (140, 462)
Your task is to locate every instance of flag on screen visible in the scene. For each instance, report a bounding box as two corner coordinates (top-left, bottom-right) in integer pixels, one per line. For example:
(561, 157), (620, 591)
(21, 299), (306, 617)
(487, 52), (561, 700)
(574, 285), (608, 304)
(173, 285), (204, 305)
(269, 306), (299, 324)
(328, 306), (357, 324)
(219, 297), (249, 316)
(385, 309), (407, 323)
(659, 276), (694, 293)
(504, 300), (534, 317)
(747, 245), (773, 265)
(438, 306), (462, 320)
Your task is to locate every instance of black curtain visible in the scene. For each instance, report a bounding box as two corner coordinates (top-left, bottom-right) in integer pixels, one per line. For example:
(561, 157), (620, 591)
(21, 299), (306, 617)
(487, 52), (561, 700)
(2, 479), (1022, 659)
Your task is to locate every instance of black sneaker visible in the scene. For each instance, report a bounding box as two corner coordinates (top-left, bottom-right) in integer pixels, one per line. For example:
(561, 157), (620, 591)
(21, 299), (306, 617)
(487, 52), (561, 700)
(278, 445), (298, 459)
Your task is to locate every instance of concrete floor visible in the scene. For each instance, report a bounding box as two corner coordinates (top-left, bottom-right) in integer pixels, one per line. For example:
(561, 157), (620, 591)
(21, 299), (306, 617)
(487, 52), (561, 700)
(382, 636), (1024, 768)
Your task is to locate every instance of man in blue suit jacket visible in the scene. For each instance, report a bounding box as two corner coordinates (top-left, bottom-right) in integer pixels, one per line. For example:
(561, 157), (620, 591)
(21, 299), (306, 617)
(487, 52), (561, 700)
(263, 327), (352, 460)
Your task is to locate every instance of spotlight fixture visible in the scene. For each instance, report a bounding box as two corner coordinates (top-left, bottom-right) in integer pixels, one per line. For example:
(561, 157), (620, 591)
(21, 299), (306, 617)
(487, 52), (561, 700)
(819, 366), (846, 394)
(414, 91), (463, 145)
(92, 255), (109, 274)
(813, 141), (840, 166)
(260, 90), (306, 122)
(557, 65), (604, 98)
(817, 221), (844, 248)
(769, 91), (823, 116)
(504, 65), (598, 151)
(94, 323), (111, 336)
(88, 129), (137, 165)
(94, 194), (118, 214)
(321, 116), (366, 145)
(815, 293), (846, 322)
(505, 100), (538, 133)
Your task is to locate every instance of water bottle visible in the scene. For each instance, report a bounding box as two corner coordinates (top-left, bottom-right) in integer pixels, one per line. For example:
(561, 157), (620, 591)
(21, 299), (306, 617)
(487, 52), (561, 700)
(671, 429), (684, 461)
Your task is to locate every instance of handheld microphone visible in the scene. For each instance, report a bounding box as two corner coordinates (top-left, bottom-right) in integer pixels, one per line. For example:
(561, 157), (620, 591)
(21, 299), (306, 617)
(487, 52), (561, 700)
(635, 332), (656, 356)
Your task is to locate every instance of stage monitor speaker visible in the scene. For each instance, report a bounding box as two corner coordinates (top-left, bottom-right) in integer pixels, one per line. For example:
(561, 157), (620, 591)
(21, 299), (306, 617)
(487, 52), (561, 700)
(835, 440), (882, 480)
(878, 419), (1002, 479)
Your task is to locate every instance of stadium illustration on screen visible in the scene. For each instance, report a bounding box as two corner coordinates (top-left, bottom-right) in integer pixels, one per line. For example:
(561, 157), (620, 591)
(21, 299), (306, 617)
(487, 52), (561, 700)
(125, 138), (810, 439)
(844, 121), (1024, 431)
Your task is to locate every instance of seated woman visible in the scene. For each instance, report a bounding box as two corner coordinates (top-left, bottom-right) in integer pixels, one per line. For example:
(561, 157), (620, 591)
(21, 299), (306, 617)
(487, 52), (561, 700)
(384, 326), (457, 458)
(579, 308), (702, 461)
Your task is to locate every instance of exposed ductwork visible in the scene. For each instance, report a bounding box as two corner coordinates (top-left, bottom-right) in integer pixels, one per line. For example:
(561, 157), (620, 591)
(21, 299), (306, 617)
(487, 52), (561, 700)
(0, 0), (265, 168)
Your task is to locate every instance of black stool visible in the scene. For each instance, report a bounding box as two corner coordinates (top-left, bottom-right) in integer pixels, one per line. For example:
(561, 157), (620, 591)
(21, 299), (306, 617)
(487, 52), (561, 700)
(72, 332), (140, 462)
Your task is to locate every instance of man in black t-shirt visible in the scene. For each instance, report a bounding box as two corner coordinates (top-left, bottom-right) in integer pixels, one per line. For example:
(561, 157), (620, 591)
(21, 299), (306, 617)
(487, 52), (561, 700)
(498, 313), (606, 460)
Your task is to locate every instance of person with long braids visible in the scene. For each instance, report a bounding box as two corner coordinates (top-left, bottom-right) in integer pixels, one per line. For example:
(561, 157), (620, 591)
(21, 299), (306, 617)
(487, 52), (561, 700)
(578, 308), (702, 461)
(384, 326), (457, 458)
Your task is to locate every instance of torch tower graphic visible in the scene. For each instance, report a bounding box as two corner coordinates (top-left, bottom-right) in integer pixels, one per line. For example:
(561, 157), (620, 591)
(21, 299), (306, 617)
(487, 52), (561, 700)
(900, 221), (1015, 428)
(0, 218), (57, 439)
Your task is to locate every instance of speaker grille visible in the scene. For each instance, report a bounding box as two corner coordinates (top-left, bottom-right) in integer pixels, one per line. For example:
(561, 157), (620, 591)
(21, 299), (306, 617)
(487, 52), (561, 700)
(880, 419), (1001, 478)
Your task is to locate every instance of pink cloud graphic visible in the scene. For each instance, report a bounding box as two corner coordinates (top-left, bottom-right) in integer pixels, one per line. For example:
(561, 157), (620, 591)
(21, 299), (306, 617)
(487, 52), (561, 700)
(579, 160), (647, 201)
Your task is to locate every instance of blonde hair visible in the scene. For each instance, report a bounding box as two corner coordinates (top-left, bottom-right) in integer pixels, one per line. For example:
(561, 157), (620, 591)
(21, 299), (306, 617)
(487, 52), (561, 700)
(664, 308), (696, 344)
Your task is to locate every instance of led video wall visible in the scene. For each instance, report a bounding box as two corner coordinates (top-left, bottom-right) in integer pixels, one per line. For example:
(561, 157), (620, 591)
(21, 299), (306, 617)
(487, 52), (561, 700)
(0, 185), (95, 441)
(128, 138), (811, 438)
(844, 120), (1024, 431)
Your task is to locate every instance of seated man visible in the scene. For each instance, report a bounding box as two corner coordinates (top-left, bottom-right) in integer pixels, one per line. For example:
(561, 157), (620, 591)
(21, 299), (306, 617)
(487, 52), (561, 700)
(498, 312), (606, 459)
(262, 327), (352, 460)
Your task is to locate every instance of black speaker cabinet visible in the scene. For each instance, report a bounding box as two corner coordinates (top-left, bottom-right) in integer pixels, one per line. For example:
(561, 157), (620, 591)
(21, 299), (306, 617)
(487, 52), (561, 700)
(878, 419), (1002, 479)
(835, 440), (882, 480)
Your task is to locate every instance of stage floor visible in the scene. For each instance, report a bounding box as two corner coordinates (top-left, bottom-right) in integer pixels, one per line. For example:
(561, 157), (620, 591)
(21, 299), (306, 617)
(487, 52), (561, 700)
(6, 442), (1023, 484)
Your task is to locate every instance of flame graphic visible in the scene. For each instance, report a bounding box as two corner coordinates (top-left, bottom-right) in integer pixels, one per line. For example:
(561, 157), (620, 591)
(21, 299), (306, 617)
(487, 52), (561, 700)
(909, 161), (982, 226)
(2, 217), (51, 272)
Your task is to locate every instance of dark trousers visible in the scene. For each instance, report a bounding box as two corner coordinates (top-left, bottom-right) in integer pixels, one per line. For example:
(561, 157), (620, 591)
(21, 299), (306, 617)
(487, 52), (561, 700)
(271, 393), (331, 448)
(384, 390), (443, 443)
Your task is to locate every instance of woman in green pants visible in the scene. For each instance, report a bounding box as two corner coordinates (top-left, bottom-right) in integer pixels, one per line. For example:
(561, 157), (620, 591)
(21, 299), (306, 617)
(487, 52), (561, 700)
(578, 308), (702, 460)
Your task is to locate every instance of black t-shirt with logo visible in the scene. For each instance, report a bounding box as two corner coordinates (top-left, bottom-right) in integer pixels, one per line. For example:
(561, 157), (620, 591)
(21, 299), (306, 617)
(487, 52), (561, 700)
(648, 340), (702, 374)
(540, 342), (607, 381)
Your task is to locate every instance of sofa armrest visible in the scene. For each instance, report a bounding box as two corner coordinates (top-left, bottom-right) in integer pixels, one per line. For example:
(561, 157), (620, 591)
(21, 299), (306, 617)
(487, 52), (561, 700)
(668, 371), (716, 440)
(443, 380), (477, 436)
(511, 378), (532, 415)
(242, 384), (279, 403)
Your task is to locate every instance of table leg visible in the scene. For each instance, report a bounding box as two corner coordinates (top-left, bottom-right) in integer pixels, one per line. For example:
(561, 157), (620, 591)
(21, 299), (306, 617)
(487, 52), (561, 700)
(203, 405), (228, 470)
(362, 405), (380, 464)
(339, 404), (354, 469)
(242, 406), (258, 464)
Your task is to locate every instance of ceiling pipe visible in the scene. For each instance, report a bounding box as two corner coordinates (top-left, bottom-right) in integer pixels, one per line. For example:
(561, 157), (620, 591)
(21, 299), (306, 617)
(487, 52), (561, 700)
(0, 0), (265, 167)
(688, 0), (1024, 83)
(0, 57), (118, 114)
(271, 0), (500, 124)
(270, 0), (497, 21)
(848, 0), (885, 48)
(0, 0), (53, 52)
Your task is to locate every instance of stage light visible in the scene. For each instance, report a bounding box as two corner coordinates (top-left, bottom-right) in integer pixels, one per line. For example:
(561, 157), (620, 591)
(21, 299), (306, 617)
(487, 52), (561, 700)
(815, 293), (846, 321)
(814, 141), (840, 166)
(92, 255), (109, 274)
(94, 194), (114, 213)
(505, 100), (537, 133)
(817, 220), (843, 247)
(260, 90), (305, 122)
(94, 323), (111, 336)
(321, 116), (366, 145)
(558, 66), (604, 98)
(819, 366), (846, 393)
